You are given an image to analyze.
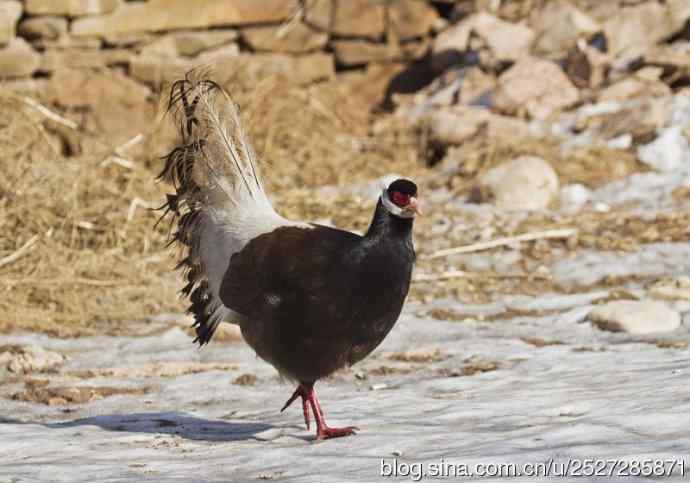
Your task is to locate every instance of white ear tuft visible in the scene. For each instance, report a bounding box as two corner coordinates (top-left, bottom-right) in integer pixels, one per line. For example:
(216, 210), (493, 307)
(378, 173), (404, 191)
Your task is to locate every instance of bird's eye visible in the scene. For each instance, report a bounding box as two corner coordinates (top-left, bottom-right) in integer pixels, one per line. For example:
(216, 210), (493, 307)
(390, 191), (410, 207)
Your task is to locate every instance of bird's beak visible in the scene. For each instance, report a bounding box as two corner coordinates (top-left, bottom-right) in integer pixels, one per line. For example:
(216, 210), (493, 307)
(408, 197), (423, 216)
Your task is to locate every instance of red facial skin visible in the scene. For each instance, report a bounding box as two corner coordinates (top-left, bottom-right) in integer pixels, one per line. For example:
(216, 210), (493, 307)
(391, 191), (410, 208)
(390, 191), (422, 216)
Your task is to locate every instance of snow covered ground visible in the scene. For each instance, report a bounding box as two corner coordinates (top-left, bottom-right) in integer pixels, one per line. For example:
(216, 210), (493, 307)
(2, 293), (689, 482)
(4, 166), (690, 482)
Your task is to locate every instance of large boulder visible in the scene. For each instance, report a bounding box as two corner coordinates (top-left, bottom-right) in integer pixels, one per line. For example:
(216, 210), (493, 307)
(423, 106), (531, 146)
(478, 156), (559, 210)
(434, 12), (534, 62)
(603, 2), (677, 58)
(0, 38), (42, 78)
(47, 67), (150, 108)
(40, 47), (132, 72)
(72, 0), (297, 36)
(0, 1), (21, 46)
(46, 67), (153, 144)
(532, 0), (600, 55)
(241, 23), (327, 54)
(18, 16), (69, 40)
(131, 52), (334, 87)
(589, 300), (680, 335)
(25, 0), (120, 17)
(332, 40), (400, 65)
(306, 0), (386, 39)
(141, 30), (239, 58)
(493, 57), (579, 120)
(388, 0), (439, 40)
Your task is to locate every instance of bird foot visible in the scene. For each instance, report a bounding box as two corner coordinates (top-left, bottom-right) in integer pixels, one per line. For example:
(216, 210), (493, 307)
(316, 425), (358, 440)
(281, 382), (358, 440)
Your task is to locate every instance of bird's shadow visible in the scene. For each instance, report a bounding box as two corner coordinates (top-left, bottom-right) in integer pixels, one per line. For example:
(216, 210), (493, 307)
(39, 411), (275, 442)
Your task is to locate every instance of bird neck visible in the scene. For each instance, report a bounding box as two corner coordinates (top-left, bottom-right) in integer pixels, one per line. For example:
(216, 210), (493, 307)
(364, 199), (414, 244)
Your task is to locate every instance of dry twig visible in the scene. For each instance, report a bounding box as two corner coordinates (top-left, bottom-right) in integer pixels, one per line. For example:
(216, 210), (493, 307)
(425, 228), (577, 260)
(22, 97), (79, 130)
(0, 235), (39, 270)
(413, 270), (550, 282)
(115, 133), (144, 157)
(2, 277), (124, 287)
(127, 197), (154, 222)
(100, 134), (144, 169)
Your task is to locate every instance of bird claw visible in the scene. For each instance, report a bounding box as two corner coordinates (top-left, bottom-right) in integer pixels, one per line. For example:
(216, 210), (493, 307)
(280, 386), (311, 430)
(316, 425), (358, 440)
(280, 387), (302, 413)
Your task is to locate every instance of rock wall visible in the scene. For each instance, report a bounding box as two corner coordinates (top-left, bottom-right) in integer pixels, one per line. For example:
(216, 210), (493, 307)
(0, 0), (440, 84)
(0, 0), (448, 147)
(2, 0), (690, 157)
(3, 1), (690, 95)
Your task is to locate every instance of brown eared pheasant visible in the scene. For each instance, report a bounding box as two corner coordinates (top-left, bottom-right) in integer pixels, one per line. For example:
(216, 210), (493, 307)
(157, 73), (421, 440)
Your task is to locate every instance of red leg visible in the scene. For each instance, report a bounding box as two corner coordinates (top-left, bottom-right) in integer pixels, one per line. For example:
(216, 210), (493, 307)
(302, 396), (310, 430)
(281, 382), (357, 440)
(312, 387), (324, 417)
(280, 385), (311, 430)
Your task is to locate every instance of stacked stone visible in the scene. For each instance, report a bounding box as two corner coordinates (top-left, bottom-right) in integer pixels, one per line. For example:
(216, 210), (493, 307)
(0, 0), (440, 85)
(0, 1), (34, 77)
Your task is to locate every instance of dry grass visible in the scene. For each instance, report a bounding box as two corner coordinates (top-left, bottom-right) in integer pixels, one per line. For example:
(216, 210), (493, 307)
(0, 67), (665, 337)
(0, 94), (177, 336)
(0, 76), (424, 336)
(235, 77), (424, 191)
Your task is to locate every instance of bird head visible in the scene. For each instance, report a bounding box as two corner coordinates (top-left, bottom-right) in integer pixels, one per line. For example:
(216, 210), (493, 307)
(381, 178), (422, 219)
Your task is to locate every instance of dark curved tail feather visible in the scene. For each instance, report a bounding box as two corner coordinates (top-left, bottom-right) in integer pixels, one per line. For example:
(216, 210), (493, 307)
(157, 68), (273, 346)
(156, 72), (230, 346)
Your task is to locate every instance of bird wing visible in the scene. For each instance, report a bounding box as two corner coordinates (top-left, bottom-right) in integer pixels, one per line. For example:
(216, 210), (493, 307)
(219, 224), (361, 323)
